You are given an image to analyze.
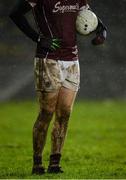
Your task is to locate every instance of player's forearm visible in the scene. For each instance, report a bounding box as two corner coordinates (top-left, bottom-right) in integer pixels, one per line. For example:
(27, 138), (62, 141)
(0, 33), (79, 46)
(10, 13), (39, 42)
(90, 11), (107, 45)
(9, 0), (39, 42)
(86, 5), (107, 35)
(97, 17), (107, 32)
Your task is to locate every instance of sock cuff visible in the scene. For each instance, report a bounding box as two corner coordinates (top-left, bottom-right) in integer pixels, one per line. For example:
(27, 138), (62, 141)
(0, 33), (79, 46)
(49, 153), (61, 166)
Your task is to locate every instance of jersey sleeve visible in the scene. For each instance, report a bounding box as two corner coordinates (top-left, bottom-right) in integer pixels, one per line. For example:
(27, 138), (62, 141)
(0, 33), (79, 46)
(25, 0), (37, 7)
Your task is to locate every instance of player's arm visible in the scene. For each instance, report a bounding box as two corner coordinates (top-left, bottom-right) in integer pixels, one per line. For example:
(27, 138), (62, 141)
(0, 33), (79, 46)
(79, 1), (107, 46)
(92, 17), (107, 46)
(9, 0), (61, 51)
(9, 0), (39, 42)
(83, 4), (107, 45)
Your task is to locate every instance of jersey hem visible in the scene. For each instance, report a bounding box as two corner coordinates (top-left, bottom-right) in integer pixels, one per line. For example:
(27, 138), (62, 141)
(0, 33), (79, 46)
(35, 53), (79, 61)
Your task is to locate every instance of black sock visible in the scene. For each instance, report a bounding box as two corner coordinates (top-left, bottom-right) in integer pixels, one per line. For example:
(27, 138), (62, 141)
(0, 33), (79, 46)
(49, 153), (61, 166)
(33, 155), (42, 166)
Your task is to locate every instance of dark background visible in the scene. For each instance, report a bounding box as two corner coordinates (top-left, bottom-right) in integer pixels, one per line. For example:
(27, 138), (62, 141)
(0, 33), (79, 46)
(0, 0), (126, 101)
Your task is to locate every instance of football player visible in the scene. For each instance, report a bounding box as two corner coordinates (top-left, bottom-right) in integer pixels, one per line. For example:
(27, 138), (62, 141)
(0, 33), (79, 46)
(10, 0), (107, 175)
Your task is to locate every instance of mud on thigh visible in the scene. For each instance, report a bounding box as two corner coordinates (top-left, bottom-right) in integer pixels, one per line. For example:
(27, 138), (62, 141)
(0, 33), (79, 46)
(34, 58), (62, 92)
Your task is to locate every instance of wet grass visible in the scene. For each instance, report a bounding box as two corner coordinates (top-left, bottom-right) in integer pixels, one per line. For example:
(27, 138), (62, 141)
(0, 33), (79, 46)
(0, 100), (126, 179)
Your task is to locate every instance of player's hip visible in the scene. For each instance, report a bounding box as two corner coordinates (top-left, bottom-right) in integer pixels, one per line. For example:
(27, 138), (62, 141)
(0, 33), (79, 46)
(36, 45), (79, 61)
(34, 57), (80, 92)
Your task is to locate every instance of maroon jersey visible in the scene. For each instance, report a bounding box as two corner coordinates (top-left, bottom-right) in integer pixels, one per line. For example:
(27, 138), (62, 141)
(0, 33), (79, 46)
(27, 0), (87, 60)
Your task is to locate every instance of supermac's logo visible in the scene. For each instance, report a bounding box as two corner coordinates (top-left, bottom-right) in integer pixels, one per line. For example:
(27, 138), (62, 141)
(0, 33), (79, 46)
(52, 1), (79, 13)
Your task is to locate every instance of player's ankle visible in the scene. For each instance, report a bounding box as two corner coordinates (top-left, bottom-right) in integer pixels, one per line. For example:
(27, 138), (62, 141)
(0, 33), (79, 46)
(32, 155), (45, 174)
(49, 153), (61, 167)
(33, 155), (42, 166)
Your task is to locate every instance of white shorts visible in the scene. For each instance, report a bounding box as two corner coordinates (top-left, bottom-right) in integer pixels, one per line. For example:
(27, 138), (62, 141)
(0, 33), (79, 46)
(34, 58), (80, 92)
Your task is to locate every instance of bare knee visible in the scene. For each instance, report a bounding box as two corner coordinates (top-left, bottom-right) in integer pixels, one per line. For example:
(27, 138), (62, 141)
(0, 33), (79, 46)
(38, 92), (58, 112)
(33, 108), (54, 132)
(40, 108), (55, 121)
(56, 105), (72, 121)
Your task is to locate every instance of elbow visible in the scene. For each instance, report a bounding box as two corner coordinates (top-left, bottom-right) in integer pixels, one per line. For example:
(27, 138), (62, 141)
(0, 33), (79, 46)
(9, 11), (16, 20)
(9, 11), (14, 21)
(9, 11), (21, 25)
(9, 10), (20, 21)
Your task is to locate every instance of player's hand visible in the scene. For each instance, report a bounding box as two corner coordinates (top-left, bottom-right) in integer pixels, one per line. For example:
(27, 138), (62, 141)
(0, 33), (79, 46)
(92, 19), (107, 46)
(38, 36), (61, 51)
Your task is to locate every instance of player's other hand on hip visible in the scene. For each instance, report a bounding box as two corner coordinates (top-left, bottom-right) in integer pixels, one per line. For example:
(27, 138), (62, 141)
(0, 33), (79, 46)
(92, 19), (107, 46)
(38, 36), (61, 51)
